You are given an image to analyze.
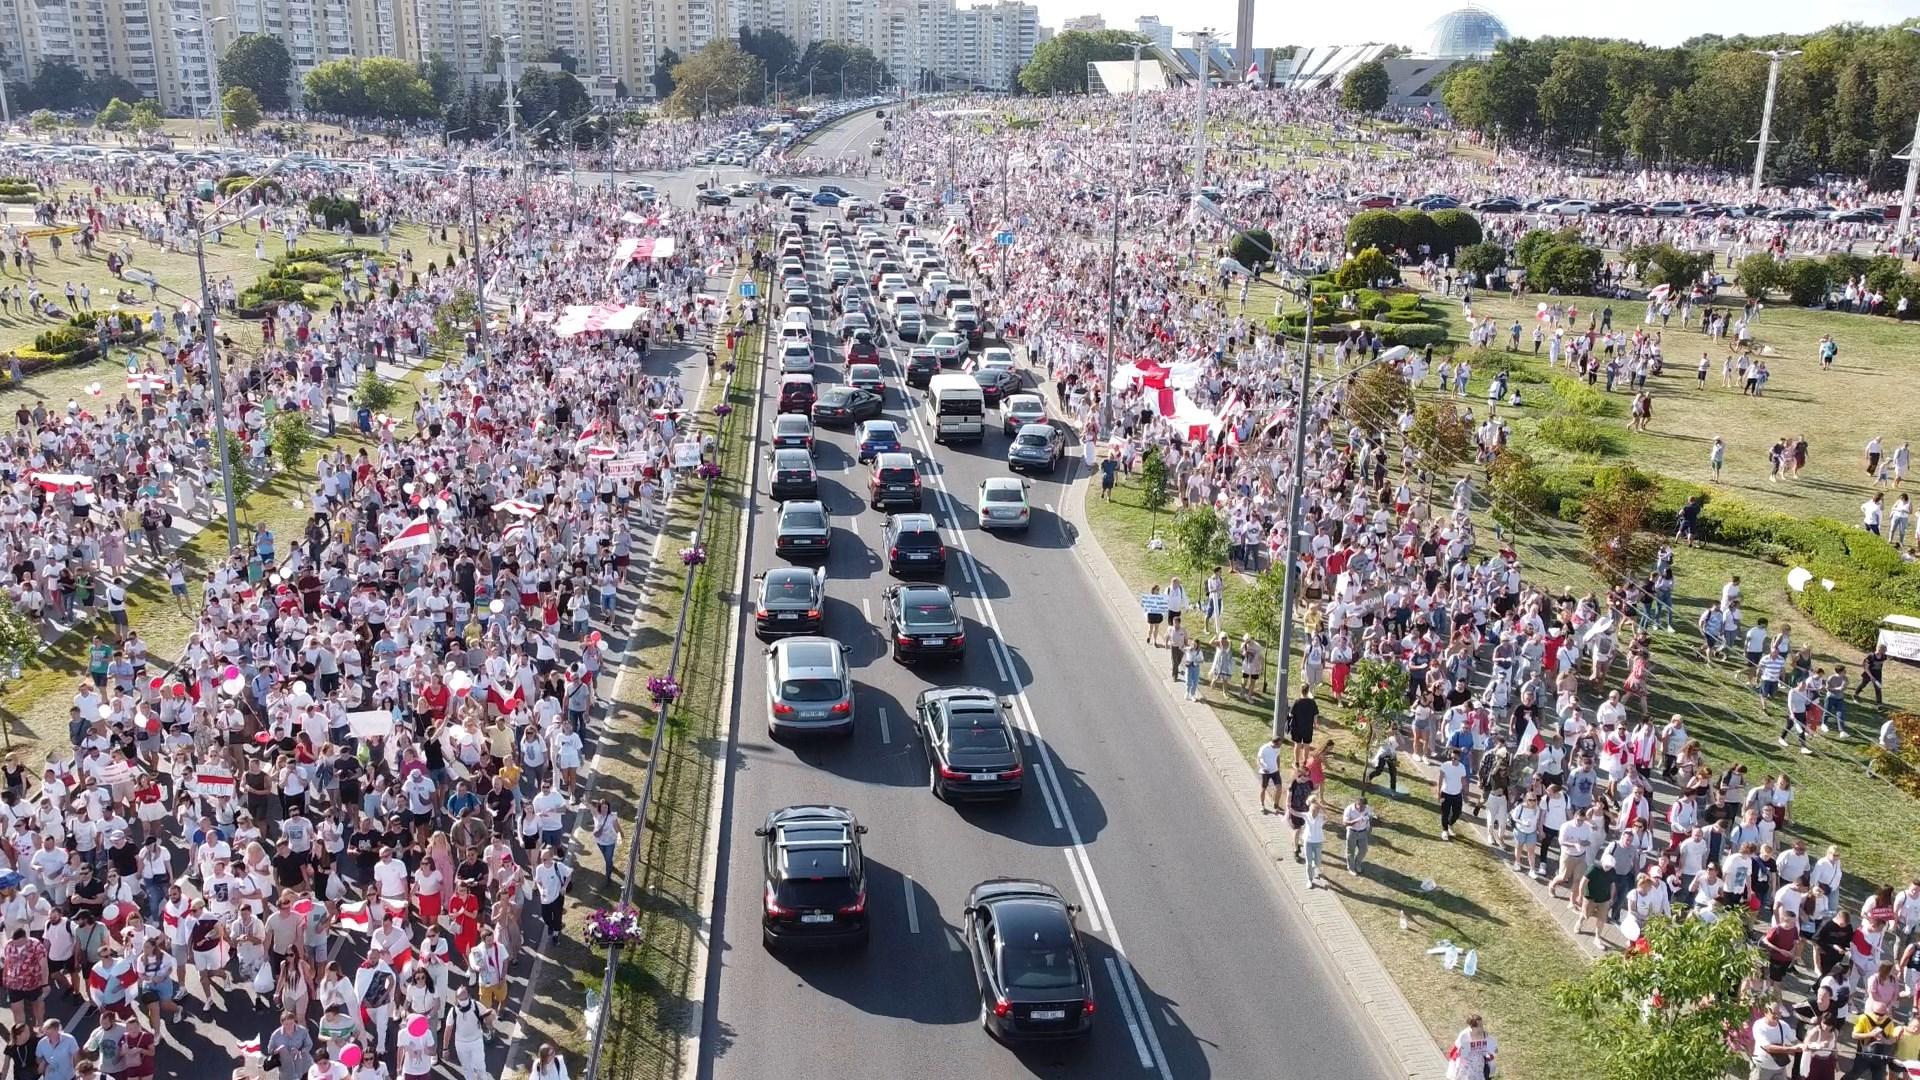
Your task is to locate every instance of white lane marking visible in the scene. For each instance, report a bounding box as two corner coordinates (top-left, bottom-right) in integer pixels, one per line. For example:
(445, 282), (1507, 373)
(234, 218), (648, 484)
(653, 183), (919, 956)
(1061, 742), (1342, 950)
(1045, 503), (1055, 513)
(878, 706), (891, 745)
(903, 875), (921, 934)
(988, 638), (1012, 685)
(861, 596), (871, 622)
(882, 334), (1172, 1080)
(1105, 956), (1154, 1069)
(1063, 847), (1104, 932)
(848, 513), (859, 537)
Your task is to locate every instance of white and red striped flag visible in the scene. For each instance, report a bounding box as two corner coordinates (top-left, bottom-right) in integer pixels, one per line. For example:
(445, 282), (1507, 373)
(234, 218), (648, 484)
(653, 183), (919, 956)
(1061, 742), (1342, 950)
(338, 900), (372, 930)
(1518, 720), (1546, 754)
(380, 517), (434, 554)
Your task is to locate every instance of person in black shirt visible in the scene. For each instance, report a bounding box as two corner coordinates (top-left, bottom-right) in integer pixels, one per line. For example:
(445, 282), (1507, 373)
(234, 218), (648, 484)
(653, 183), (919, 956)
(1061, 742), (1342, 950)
(1288, 691), (1319, 770)
(334, 751), (362, 810)
(105, 831), (138, 881)
(271, 839), (310, 891)
(70, 865), (107, 916)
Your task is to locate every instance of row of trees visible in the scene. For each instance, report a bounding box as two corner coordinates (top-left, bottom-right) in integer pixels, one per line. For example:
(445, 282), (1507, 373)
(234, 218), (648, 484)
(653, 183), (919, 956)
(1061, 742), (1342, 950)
(2, 62), (144, 117)
(656, 36), (892, 119)
(1440, 21), (1920, 185)
(1017, 28), (1147, 95)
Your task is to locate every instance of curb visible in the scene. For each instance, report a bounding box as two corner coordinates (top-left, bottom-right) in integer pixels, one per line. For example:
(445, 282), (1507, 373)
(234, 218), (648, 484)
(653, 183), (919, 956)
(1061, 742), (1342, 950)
(1057, 448), (1451, 1080)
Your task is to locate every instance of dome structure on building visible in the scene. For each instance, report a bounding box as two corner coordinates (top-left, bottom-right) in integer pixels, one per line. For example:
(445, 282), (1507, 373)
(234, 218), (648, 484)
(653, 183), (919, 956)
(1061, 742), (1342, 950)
(1428, 7), (1510, 59)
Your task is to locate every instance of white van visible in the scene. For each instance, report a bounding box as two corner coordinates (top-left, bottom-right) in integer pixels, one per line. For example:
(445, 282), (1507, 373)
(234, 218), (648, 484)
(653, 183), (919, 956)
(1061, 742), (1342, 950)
(926, 373), (985, 442)
(781, 311), (812, 346)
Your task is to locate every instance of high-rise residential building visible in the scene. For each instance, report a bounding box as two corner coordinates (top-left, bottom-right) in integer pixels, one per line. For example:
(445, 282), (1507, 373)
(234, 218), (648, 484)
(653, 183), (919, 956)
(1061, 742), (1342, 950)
(1134, 15), (1171, 50)
(1060, 13), (1100, 31)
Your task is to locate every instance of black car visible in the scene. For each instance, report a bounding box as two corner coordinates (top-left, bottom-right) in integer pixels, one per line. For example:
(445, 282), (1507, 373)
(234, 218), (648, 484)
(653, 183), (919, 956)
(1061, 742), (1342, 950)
(963, 880), (1095, 1042)
(915, 687), (1023, 801)
(768, 448), (818, 500)
(757, 806), (869, 949)
(1768, 207), (1819, 221)
(696, 190), (731, 206)
(885, 584), (965, 663)
(868, 452), (922, 511)
(811, 385), (884, 426)
(883, 512), (946, 576)
(974, 367), (1021, 408)
(1470, 197), (1523, 213)
(1831, 208), (1885, 223)
(769, 183), (798, 197)
(775, 500), (832, 558)
(905, 348), (940, 388)
(754, 566), (825, 637)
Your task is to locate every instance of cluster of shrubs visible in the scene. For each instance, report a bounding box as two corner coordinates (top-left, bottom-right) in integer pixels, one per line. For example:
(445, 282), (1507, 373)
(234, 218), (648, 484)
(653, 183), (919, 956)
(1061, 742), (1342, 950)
(1267, 280), (1450, 348)
(307, 195), (367, 234)
(0, 179), (38, 205)
(236, 252), (347, 316)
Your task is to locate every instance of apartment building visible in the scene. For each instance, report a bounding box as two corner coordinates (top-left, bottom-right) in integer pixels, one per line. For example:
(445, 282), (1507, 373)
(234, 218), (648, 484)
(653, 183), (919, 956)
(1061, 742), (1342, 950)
(1060, 13), (1100, 31)
(1135, 15), (1172, 50)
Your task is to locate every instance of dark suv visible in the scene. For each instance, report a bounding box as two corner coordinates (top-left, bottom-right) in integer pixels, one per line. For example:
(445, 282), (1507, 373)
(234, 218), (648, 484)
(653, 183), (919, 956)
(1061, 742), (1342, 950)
(868, 452), (922, 511)
(904, 348), (940, 388)
(883, 513), (946, 577)
(757, 805), (869, 949)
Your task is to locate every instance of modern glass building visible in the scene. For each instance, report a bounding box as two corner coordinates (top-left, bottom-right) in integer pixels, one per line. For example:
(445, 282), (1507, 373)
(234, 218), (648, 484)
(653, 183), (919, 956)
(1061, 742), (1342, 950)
(1427, 6), (1508, 59)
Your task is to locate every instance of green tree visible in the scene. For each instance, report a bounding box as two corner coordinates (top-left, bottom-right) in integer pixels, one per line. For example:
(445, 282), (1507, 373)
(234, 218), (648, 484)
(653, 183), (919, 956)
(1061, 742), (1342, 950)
(352, 371), (400, 412)
(418, 53), (460, 107)
(1236, 568), (1287, 662)
(1138, 447), (1170, 535)
(0, 599), (39, 685)
(222, 87), (263, 133)
(1555, 914), (1757, 1080)
(1345, 658), (1410, 765)
(361, 57), (438, 120)
(29, 62), (86, 110)
(269, 410), (316, 471)
(1407, 402), (1473, 486)
(1440, 63), (1491, 131)
(526, 46), (579, 74)
(1486, 446), (1547, 535)
(1228, 228), (1273, 272)
(1626, 243), (1711, 290)
(1340, 60), (1391, 112)
(1580, 471), (1656, 583)
(220, 33), (293, 110)
(94, 98), (134, 130)
(665, 41), (762, 118)
(1017, 29), (1145, 95)
(1454, 242), (1505, 281)
(651, 48), (681, 100)
(1345, 209), (1402, 255)
(80, 77), (141, 111)
(129, 101), (163, 133)
(1783, 259), (1832, 306)
(1169, 506), (1229, 575)
(1393, 210), (1436, 257)
(1536, 49), (1611, 147)
(27, 110), (59, 134)
(1332, 247), (1397, 289)
(1342, 362), (1413, 434)
(304, 59), (370, 117)
(1428, 209), (1482, 257)
(1623, 88), (1669, 162)
(739, 27), (798, 100)
(518, 69), (592, 141)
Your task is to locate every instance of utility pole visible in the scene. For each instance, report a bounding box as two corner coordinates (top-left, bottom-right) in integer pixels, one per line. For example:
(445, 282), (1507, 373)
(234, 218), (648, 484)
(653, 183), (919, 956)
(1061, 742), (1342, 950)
(1129, 43), (1145, 194)
(1190, 31), (1211, 211)
(186, 202), (241, 551)
(1749, 49), (1799, 203)
(1899, 28), (1920, 247)
(0, 46), (13, 125)
(1099, 190), (1121, 437)
(997, 148), (1008, 289)
(1271, 282), (1313, 738)
(464, 168), (494, 361)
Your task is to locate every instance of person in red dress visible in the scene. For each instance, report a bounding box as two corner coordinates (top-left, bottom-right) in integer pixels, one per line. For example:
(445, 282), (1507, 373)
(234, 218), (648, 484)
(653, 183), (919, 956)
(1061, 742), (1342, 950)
(447, 881), (481, 961)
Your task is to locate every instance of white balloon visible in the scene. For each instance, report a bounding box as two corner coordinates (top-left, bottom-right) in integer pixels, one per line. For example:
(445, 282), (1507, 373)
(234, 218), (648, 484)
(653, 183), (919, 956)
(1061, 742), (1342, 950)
(221, 677), (244, 696)
(488, 599), (505, 614)
(96, 704), (113, 720)
(293, 680), (308, 696)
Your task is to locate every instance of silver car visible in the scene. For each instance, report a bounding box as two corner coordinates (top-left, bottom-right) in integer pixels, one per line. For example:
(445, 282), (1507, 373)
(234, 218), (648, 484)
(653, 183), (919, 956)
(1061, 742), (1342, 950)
(766, 636), (854, 736)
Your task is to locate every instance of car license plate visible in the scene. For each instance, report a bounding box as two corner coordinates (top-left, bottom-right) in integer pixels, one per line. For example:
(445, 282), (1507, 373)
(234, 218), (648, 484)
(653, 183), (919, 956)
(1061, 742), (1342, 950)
(970, 773), (997, 781)
(921, 638), (944, 646)
(779, 613), (799, 620)
(1031, 1009), (1066, 1021)
(800, 914), (833, 924)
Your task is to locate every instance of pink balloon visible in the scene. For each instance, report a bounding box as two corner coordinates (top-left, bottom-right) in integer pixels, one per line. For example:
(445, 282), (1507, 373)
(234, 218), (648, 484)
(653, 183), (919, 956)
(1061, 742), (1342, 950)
(222, 665), (241, 681)
(406, 1015), (429, 1039)
(340, 1046), (363, 1068)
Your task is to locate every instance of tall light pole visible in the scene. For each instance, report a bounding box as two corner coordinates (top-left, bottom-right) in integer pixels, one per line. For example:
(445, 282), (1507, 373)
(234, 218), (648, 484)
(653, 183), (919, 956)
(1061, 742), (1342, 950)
(178, 15), (230, 137)
(1189, 30), (1212, 213)
(807, 64), (819, 100)
(1129, 42), (1146, 193)
(774, 64), (795, 110)
(1749, 48), (1799, 203)
(495, 33), (524, 151)
(1897, 28), (1920, 248)
(0, 44), (13, 125)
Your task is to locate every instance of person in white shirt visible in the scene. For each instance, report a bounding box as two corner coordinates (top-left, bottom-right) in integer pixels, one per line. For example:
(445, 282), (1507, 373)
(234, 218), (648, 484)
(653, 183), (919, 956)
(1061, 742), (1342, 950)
(1256, 737), (1284, 814)
(1301, 799), (1327, 888)
(1341, 794), (1373, 875)
(1749, 1003), (1800, 1080)
(532, 848), (571, 937)
(442, 984), (493, 1080)
(1433, 749), (1469, 841)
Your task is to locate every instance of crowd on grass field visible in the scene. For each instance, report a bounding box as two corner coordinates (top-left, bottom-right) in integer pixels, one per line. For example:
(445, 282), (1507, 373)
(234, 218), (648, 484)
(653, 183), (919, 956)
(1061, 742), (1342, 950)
(849, 86), (1920, 1080)
(0, 131), (767, 1080)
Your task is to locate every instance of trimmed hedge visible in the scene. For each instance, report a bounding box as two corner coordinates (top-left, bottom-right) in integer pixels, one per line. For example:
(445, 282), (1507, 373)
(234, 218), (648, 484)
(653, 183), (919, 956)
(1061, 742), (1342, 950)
(1549, 376), (1617, 418)
(31, 325), (90, 355)
(1536, 414), (1616, 456)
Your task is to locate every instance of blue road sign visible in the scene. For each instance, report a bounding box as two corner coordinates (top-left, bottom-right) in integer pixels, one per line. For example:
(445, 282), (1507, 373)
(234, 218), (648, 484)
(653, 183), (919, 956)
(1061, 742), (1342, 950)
(739, 282), (758, 298)
(995, 230), (1015, 247)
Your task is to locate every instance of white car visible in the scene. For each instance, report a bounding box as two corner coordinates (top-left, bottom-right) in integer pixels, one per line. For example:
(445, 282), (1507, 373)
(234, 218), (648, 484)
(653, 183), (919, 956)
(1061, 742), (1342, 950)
(976, 477), (1031, 532)
(1545, 199), (1596, 216)
(1000, 393), (1047, 437)
(780, 342), (816, 373)
(975, 347), (1015, 374)
(928, 332), (966, 363)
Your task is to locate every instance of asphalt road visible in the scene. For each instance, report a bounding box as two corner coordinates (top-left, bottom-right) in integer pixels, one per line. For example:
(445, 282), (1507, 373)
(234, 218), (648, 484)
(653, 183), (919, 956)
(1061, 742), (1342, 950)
(699, 198), (1398, 1077)
(567, 112), (896, 208)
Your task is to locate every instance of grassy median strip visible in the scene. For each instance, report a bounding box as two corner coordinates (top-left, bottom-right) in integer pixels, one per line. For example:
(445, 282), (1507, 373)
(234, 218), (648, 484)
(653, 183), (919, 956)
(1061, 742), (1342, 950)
(513, 273), (764, 1080)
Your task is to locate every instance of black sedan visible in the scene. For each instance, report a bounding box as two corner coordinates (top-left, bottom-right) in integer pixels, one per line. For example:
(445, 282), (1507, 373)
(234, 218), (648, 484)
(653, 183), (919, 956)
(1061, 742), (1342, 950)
(811, 385), (884, 426)
(768, 448), (818, 500)
(696, 190), (731, 206)
(915, 687), (1023, 801)
(885, 584), (965, 663)
(973, 367), (1022, 408)
(1470, 197), (1522, 213)
(775, 501), (832, 558)
(753, 566), (825, 638)
(757, 806), (869, 949)
(963, 879), (1095, 1042)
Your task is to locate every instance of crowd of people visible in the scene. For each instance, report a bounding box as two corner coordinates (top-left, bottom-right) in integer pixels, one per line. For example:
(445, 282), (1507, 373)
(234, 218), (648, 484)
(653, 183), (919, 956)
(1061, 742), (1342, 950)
(0, 116), (767, 1080)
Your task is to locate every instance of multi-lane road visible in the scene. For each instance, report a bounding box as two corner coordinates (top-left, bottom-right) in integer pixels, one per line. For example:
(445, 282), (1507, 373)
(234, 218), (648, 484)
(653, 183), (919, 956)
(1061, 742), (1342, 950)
(698, 132), (1395, 1079)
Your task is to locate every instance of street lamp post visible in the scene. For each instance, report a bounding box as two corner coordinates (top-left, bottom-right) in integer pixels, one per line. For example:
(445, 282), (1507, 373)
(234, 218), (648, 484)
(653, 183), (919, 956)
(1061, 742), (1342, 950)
(1190, 30), (1212, 215)
(462, 166), (495, 362)
(0, 44), (13, 125)
(177, 15), (230, 137)
(1897, 28), (1920, 247)
(774, 64), (795, 110)
(495, 34), (524, 151)
(1749, 48), (1800, 203)
(807, 64), (819, 100)
(840, 61), (852, 99)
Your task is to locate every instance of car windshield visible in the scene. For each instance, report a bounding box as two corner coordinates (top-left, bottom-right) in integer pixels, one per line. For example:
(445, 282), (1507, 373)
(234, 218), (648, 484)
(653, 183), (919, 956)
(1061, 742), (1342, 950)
(879, 467), (916, 484)
(903, 603), (954, 627)
(783, 510), (826, 529)
(780, 678), (843, 702)
(764, 576), (814, 600)
(984, 487), (1022, 503)
(1015, 434), (1048, 448)
(950, 725), (1010, 752)
(864, 427), (897, 442)
(773, 877), (853, 907)
(1001, 941), (1081, 991)
(894, 529), (939, 549)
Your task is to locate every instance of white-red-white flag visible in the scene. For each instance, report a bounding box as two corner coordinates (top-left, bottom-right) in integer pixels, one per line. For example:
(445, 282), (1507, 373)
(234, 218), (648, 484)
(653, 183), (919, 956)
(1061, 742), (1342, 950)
(380, 516), (434, 553)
